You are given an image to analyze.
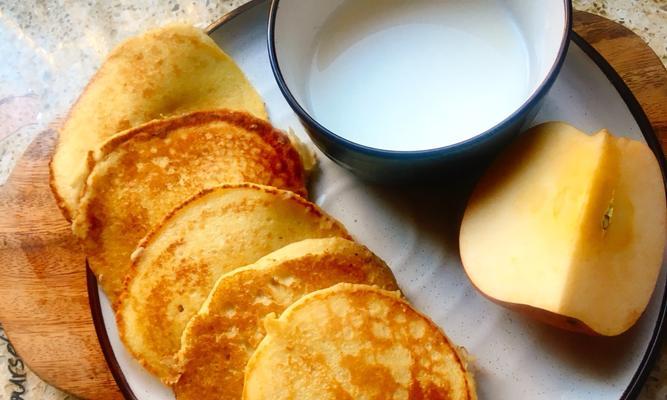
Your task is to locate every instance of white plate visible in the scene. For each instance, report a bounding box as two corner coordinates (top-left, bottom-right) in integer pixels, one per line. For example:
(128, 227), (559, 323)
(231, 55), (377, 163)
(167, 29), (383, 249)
(88, 1), (667, 399)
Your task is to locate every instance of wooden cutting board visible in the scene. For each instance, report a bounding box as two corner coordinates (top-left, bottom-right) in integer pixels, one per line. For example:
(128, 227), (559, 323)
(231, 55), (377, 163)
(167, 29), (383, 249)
(0, 11), (665, 399)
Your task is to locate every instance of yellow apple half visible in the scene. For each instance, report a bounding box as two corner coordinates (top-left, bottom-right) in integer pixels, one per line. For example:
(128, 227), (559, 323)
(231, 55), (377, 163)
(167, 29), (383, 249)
(460, 122), (666, 336)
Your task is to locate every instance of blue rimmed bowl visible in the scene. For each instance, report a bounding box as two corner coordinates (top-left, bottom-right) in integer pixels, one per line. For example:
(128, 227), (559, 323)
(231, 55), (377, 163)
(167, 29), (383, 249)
(268, 0), (572, 181)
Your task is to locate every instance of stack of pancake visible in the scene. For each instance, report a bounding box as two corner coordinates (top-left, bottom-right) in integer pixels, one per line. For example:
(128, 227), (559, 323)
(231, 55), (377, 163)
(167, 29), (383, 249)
(50, 24), (476, 400)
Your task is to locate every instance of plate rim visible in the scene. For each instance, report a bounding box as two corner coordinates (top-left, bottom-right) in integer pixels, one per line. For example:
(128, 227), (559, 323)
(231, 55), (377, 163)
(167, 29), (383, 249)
(86, 2), (667, 399)
(86, 266), (137, 400)
(570, 33), (667, 400)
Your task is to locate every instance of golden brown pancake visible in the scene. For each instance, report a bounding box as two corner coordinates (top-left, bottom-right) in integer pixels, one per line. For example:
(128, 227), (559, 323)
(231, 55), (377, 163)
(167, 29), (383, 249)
(71, 110), (306, 302)
(116, 184), (349, 382)
(50, 24), (267, 220)
(243, 283), (477, 400)
(174, 237), (399, 400)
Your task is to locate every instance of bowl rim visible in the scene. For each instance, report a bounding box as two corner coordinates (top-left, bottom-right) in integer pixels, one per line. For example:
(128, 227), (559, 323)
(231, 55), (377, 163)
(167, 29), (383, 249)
(267, 0), (573, 158)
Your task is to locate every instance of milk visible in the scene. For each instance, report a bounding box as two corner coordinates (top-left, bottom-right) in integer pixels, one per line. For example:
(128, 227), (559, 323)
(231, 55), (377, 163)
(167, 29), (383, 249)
(306, 0), (531, 151)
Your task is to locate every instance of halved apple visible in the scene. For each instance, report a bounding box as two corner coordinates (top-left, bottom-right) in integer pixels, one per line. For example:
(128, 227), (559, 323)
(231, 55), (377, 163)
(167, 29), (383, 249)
(460, 122), (666, 336)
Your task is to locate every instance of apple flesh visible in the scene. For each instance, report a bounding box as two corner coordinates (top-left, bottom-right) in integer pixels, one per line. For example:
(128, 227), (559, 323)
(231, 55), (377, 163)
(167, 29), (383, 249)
(460, 122), (666, 336)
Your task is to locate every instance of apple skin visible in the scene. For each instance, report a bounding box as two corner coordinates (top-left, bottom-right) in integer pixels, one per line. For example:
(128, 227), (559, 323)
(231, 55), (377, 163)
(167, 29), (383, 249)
(459, 121), (666, 336)
(471, 280), (599, 336)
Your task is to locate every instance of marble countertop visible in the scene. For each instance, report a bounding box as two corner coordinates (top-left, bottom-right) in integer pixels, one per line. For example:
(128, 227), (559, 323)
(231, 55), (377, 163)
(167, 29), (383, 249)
(0, 1), (665, 399)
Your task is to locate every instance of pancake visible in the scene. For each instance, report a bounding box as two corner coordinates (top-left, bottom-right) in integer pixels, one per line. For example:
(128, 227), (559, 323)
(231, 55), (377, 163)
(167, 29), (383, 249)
(50, 24), (267, 220)
(243, 283), (477, 400)
(71, 110), (306, 302)
(116, 184), (349, 382)
(174, 237), (399, 399)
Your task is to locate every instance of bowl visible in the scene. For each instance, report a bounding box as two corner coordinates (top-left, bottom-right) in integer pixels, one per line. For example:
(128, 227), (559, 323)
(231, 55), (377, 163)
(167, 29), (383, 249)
(268, 0), (572, 182)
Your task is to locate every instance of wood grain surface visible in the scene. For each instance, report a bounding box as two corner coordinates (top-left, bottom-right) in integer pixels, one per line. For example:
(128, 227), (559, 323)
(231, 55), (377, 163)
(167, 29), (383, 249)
(0, 128), (122, 399)
(573, 12), (667, 155)
(0, 10), (664, 399)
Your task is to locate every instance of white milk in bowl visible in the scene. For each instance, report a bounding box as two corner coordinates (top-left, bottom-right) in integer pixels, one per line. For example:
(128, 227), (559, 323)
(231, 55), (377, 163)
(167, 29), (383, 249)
(306, 0), (532, 151)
